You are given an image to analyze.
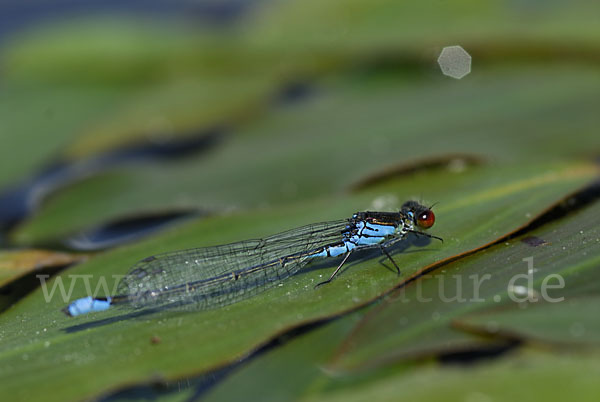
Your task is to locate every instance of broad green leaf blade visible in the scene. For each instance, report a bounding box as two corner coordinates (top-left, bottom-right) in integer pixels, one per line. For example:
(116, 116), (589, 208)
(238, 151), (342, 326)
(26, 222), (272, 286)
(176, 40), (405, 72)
(203, 312), (367, 402)
(303, 351), (600, 402)
(454, 297), (600, 347)
(0, 84), (125, 189)
(0, 161), (595, 401)
(249, 0), (600, 57)
(329, 196), (600, 371)
(2, 19), (218, 86)
(205, 326), (600, 402)
(0, 19), (272, 194)
(64, 75), (273, 158)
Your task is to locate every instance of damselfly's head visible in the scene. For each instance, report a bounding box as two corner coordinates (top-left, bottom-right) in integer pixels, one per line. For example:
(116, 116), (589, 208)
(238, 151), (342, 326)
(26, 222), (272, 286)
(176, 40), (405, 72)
(401, 201), (436, 230)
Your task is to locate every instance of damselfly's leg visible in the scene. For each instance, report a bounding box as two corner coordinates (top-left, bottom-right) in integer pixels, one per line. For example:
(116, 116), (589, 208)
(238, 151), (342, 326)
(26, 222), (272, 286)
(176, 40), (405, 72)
(315, 251), (353, 288)
(379, 244), (401, 276)
(408, 230), (444, 243)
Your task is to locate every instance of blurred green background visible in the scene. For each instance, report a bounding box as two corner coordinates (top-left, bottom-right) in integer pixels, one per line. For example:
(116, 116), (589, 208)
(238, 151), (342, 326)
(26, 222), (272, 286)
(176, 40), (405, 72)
(0, 1), (599, 401)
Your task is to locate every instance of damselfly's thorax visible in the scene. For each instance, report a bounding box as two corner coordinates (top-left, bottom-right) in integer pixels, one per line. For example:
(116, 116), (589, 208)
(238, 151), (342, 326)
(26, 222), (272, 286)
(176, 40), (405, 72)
(347, 201), (436, 237)
(346, 211), (406, 238)
(353, 211), (405, 226)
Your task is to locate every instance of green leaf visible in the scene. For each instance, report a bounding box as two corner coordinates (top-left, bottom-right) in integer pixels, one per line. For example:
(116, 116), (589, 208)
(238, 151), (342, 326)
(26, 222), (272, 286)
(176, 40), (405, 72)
(2, 19), (219, 86)
(0, 84), (125, 189)
(454, 296), (600, 347)
(0, 20), (273, 186)
(249, 0), (600, 57)
(302, 351), (600, 402)
(329, 195), (600, 371)
(203, 312), (369, 402)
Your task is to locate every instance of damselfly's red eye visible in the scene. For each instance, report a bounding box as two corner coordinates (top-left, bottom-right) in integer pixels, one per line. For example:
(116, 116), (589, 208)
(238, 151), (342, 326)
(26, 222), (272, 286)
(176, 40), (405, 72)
(417, 210), (435, 229)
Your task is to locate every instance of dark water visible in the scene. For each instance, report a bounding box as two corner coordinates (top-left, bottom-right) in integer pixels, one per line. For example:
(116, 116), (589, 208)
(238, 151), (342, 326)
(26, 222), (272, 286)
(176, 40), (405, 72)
(0, 0), (253, 42)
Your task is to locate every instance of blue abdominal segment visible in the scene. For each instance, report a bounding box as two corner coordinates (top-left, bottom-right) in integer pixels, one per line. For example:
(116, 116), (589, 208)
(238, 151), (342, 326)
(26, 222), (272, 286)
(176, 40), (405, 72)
(326, 242), (356, 257)
(65, 296), (112, 317)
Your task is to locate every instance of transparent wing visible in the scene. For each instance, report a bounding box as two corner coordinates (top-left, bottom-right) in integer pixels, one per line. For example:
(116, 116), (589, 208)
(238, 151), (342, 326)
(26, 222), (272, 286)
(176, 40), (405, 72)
(117, 219), (350, 311)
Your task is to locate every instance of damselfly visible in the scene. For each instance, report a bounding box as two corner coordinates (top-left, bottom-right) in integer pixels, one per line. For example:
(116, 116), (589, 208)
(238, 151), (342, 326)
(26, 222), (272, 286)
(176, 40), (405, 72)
(64, 201), (441, 317)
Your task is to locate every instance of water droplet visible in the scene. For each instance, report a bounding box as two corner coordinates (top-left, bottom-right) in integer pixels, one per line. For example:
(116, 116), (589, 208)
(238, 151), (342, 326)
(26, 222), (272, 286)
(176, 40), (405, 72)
(437, 45), (472, 79)
(509, 285), (528, 297)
